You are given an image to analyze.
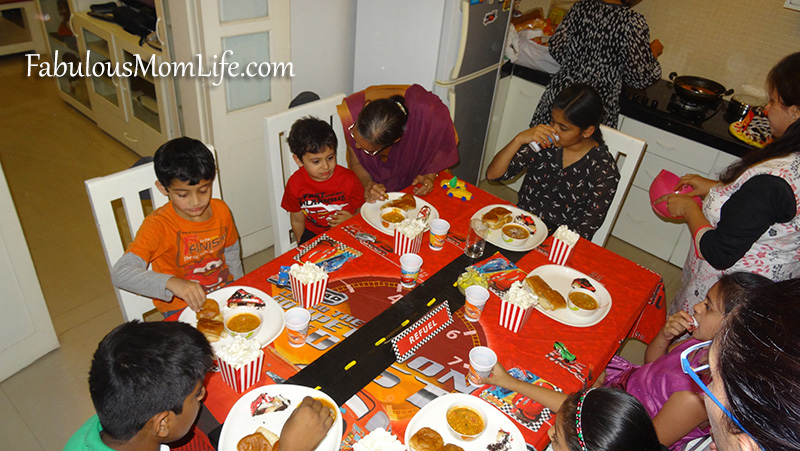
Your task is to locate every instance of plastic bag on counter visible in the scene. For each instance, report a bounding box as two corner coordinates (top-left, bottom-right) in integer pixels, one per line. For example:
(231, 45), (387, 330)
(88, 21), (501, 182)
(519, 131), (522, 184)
(505, 27), (561, 74)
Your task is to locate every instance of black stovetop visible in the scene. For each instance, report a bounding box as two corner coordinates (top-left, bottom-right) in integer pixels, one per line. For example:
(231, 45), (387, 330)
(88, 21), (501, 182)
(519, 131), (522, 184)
(619, 79), (749, 157)
(505, 63), (751, 158)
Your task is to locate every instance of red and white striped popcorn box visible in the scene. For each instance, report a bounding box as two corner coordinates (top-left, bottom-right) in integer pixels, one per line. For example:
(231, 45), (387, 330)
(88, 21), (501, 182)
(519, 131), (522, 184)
(393, 229), (423, 255)
(217, 350), (264, 393)
(548, 237), (575, 266)
(499, 298), (535, 334)
(289, 273), (328, 309)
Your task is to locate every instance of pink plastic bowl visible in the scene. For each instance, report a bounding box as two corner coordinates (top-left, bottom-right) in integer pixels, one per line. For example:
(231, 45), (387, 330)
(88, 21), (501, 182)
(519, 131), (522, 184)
(649, 169), (702, 218)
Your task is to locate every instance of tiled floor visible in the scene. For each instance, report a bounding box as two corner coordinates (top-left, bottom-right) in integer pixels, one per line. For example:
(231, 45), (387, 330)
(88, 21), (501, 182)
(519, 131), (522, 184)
(0, 52), (680, 450)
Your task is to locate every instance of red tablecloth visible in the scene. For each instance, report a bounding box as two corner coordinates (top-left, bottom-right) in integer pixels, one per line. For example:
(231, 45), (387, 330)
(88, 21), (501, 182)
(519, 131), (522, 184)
(195, 175), (666, 451)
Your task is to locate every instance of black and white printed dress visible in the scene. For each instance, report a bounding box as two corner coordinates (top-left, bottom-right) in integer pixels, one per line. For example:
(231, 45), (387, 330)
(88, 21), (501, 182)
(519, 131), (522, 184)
(530, 0), (661, 128)
(489, 143), (620, 240)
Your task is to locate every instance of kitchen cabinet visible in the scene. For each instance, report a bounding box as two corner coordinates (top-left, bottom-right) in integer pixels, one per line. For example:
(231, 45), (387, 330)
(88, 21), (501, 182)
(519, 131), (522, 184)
(36, 0), (92, 117)
(611, 117), (740, 263)
(71, 12), (174, 157)
(36, 0), (176, 157)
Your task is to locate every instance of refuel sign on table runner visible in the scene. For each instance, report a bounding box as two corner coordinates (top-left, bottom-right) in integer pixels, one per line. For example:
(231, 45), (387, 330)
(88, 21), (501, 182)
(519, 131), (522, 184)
(391, 302), (453, 362)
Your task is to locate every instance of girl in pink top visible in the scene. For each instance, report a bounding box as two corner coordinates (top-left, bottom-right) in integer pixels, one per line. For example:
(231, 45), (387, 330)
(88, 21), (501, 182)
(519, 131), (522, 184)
(601, 272), (771, 449)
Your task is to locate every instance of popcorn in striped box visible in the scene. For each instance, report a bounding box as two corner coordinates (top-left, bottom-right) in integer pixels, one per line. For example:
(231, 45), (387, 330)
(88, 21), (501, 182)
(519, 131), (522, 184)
(393, 218), (425, 255)
(549, 225), (579, 266)
(216, 336), (264, 393)
(499, 281), (537, 333)
(289, 262), (328, 309)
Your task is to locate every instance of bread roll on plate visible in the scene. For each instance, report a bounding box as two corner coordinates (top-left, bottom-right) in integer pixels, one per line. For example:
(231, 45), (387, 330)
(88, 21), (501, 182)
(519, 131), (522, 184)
(409, 427), (444, 451)
(197, 318), (225, 342)
(382, 193), (416, 211)
(237, 426), (278, 451)
(441, 444), (464, 451)
(482, 207), (512, 230)
(525, 275), (566, 311)
(196, 298), (222, 321)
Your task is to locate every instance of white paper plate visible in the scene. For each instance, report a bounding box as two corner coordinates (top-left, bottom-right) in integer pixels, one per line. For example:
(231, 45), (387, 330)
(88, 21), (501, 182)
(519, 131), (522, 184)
(361, 192), (439, 236)
(218, 384), (343, 451)
(470, 204), (547, 252)
(527, 265), (612, 327)
(404, 393), (525, 450)
(178, 285), (284, 353)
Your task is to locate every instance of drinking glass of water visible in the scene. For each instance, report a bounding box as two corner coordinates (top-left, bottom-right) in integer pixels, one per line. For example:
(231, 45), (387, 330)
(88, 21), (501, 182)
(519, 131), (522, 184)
(464, 218), (488, 258)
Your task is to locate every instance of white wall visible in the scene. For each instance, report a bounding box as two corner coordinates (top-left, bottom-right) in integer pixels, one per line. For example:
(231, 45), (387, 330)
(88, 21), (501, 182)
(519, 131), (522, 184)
(290, 0), (357, 99)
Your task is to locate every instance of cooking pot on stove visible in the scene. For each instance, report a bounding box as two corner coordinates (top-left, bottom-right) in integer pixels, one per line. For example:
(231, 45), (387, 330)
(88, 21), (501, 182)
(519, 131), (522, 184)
(669, 72), (734, 104)
(725, 94), (764, 123)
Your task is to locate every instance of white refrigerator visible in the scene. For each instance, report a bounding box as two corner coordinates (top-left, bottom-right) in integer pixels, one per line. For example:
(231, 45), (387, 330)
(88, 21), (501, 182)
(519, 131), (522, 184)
(354, 0), (512, 185)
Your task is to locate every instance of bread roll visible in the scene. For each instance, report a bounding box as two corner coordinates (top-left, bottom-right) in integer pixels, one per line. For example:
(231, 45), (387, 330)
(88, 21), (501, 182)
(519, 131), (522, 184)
(441, 445), (464, 451)
(237, 426), (278, 451)
(196, 298), (221, 321)
(237, 432), (273, 451)
(482, 207), (512, 229)
(409, 427), (444, 451)
(382, 192), (416, 211)
(525, 275), (566, 311)
(196, 318), (224, 342)
(257, 427), (279, 446)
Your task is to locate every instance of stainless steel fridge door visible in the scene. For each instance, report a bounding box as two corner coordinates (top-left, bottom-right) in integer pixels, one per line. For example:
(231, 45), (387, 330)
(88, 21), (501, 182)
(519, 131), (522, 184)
(451, 1), (511, 79)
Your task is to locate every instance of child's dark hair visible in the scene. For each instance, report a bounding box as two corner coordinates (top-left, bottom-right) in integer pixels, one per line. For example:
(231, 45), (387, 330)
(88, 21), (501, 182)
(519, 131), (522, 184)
(88, 321), (213, 441)
(714, 271), (772, 314)
(559, 388), (666, 451)
(153, 137), (217, 187)
(552, 84), (605, 145)
(716, 278), (800, 450)
(287, 116), (338, 158)
(355, 95), (408, 148)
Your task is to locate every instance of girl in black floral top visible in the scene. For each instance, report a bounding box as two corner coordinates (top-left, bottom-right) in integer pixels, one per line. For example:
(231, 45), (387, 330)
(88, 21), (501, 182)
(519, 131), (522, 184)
(487, 84), (620, 240)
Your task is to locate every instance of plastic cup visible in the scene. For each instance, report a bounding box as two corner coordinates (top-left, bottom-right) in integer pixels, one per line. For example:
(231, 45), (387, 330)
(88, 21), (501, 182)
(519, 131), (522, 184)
(284, 307), (311, 347)
(399, 253), (423, 289)
(466, 346), (497, 386)
(464, 218), (488, 258)
(464, 285), (490, 322)
(428, 219), (450, 251)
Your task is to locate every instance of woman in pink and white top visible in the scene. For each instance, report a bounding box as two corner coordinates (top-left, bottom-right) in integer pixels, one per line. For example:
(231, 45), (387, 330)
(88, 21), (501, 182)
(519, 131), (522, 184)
(658, 52), (800, 315)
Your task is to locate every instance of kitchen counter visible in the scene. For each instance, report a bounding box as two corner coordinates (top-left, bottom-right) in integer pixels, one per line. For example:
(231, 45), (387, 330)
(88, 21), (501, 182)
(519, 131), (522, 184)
(502, 63), (752, 157)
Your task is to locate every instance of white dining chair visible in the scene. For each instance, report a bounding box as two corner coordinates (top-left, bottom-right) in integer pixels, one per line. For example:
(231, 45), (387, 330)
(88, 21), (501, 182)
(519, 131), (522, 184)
(592, 125), (646, 247)
(264, 93), (346, 257)
(85, 147), (222, 321)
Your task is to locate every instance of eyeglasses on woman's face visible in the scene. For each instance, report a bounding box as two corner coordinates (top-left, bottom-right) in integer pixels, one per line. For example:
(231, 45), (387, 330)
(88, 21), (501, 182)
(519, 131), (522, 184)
(680, 340), (762, 450)
(348, 123), (391, 156)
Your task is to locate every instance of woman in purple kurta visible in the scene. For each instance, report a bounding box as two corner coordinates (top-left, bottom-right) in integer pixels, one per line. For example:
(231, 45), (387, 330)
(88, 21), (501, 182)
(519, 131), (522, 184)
(337, 84), (459, 202)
